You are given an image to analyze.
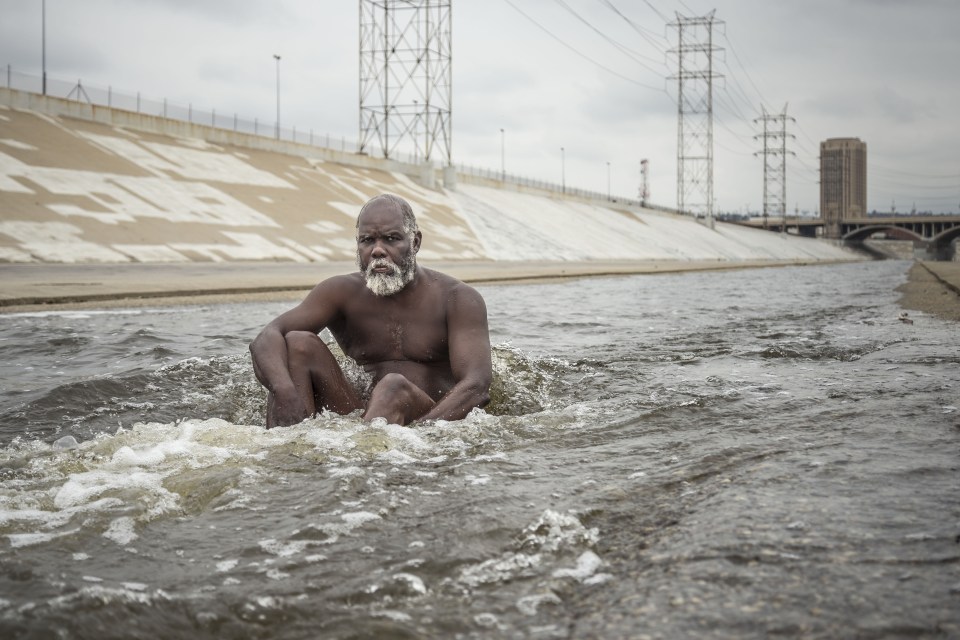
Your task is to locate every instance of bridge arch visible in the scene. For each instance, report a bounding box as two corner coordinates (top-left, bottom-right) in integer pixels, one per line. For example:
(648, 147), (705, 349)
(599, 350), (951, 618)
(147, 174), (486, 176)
(841, 225), (924, 243)
(929, 226), (960, 259)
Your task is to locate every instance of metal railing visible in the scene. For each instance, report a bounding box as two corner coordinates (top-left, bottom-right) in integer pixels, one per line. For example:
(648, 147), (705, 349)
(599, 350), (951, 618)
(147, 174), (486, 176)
(455, 162), (653, 208)
(2, 65), (401, 159)
(4, 65), (676, 211)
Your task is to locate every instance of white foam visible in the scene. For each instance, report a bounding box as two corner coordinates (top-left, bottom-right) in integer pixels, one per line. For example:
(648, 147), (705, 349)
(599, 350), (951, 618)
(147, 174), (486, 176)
(54, 470), (172, 510)
(390, 573), (427, 595)
(259, 539), (312, 558)
(516, 593), (562, 616)
(458, 552), (542, 588)
(373, 610), (414, 622)
(377, 450), (418, 465)
(103, 517), (138, 545)
(216, 559), (239, 573)
(520, 510), (600, 552)
(7, 528), (80, 548)
(552, 550), (603, 580)
(340, 511), (381, 527)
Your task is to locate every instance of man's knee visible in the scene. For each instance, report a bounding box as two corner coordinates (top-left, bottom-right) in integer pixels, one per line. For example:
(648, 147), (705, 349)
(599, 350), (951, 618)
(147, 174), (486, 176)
(284, 331), (325, 360)
(367, 373), (434, 419)
(373, 373), (413, 396)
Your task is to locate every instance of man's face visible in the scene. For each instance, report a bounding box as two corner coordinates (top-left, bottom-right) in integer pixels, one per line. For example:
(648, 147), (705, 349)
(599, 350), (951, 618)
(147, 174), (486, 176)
(355, 202), (420, 297)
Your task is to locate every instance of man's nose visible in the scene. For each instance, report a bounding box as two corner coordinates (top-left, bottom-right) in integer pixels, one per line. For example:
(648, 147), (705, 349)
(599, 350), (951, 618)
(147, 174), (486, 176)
(370, 241), (388, 257)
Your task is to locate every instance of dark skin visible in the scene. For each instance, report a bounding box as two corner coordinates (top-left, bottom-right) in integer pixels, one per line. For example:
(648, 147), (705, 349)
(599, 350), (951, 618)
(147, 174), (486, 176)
(249, 198), (492, 427)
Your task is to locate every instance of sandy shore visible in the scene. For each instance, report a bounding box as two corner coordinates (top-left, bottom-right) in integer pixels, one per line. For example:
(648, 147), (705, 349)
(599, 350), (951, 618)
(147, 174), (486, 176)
(0, 258), (850, 313)
(897, 261), (960, 322)
(1, 259), (957, 321)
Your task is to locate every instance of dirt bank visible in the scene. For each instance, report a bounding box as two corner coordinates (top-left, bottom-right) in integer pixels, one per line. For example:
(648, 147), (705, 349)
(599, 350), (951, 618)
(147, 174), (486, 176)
(897, 261), (960, 322)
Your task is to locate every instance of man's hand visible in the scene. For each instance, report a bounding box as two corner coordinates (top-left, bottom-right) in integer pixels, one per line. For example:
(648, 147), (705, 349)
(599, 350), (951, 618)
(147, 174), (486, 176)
(270, 384), (310, 427)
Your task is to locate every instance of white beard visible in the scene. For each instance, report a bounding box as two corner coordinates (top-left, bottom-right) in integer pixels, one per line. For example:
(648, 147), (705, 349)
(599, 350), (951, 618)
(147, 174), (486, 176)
(360, 254), (416, 297)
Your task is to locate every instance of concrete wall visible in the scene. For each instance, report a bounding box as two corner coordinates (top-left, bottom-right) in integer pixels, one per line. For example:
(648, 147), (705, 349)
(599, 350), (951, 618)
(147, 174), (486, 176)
(0, 89), (858, 265)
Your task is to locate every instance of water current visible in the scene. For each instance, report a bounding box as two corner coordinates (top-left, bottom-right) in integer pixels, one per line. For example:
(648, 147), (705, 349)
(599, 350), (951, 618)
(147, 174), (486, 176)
(0, 260), (958, 639)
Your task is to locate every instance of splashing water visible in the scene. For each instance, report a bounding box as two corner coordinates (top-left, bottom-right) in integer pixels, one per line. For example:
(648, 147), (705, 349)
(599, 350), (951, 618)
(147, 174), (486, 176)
(0, 260), (958, 638)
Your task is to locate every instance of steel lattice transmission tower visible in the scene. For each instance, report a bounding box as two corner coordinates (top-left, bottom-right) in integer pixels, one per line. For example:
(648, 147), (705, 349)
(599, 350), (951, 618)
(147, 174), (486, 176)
(359, 0), (452, 167)
(669, 11), (723, 228)
(753, 105), (795, 230)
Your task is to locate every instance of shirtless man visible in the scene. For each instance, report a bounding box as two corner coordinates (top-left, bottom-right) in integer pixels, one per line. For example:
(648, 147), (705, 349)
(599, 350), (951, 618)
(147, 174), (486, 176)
(249, 193), (492, 428)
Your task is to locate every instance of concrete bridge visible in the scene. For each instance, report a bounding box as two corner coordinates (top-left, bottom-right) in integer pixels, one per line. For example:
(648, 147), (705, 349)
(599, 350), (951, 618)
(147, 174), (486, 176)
(734, 215), (960, 260)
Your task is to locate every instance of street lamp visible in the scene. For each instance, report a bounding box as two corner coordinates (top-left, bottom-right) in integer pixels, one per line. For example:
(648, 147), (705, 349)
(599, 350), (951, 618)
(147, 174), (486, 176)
(561, 147), (566, 194)
(606, 161), (611, 200)
(273, 54), (281, 140)
(41, 0), (47, 95)
(500, 128), (505, 180)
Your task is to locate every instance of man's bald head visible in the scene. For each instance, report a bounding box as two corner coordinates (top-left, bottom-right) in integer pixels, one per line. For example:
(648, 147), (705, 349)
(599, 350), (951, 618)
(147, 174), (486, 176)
(357, 194), (419, 238)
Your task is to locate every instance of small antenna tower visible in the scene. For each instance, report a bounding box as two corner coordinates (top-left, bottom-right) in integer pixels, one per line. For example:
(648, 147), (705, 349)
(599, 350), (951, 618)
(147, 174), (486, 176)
(359, 0), (452, 166)
(669, 11), (723, 228)
(754, 105), (795, 232)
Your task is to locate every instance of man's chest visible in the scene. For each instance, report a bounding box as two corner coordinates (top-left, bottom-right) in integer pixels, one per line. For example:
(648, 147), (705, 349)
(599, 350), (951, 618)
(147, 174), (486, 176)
(335, 303), (448, 364)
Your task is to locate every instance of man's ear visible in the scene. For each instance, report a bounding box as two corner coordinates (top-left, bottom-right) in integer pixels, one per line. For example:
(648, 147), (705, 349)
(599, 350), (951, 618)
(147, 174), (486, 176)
(412, 231), (422, 254)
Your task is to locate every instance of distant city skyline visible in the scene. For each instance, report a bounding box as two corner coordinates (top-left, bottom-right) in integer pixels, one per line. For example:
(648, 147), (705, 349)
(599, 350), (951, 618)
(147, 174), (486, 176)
(1, 0), (957, 214)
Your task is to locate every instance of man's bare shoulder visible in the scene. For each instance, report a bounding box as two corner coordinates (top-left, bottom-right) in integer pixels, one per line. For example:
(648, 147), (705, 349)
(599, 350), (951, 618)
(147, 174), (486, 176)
(310, 272), (364, 294)
(419, 267), (481, 294)
(419, 267), (487, 313)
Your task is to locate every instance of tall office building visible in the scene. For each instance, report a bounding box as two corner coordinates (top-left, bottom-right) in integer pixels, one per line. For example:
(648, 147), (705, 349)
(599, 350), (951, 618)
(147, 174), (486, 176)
(820, 138), (867, 238)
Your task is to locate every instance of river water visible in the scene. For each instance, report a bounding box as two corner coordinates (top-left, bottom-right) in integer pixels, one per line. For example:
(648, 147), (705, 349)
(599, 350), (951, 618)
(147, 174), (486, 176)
(0, 259), (958, 639)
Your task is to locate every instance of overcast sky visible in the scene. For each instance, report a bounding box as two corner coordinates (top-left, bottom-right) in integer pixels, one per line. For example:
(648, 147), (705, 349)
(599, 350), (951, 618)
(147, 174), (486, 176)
(1, 0), (958, 214)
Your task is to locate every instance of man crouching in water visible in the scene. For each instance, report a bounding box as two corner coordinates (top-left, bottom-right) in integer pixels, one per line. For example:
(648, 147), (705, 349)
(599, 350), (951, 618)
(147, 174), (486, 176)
(249, 193), (492, 428)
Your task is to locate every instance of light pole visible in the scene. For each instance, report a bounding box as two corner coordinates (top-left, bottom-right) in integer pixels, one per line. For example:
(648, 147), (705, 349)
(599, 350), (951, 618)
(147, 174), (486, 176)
(41, 0), (47, 95)
(273, 54), (281, 139)
(500, 128), (505, 180)
(561, 147), (566, 194)
(606, 161), (611, 200)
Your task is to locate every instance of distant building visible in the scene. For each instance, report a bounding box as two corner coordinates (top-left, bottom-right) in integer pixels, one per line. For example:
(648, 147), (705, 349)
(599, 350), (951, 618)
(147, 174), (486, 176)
(820, 138), (867, 238)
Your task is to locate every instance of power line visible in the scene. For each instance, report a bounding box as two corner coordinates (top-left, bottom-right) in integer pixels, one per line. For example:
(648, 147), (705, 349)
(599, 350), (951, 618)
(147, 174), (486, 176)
(502, 0), (667, 93)
(597, 0), (670, 50)
(871, 163), (958, 180)
(719, 29), (768, 109)
(553, 0), (666, 72)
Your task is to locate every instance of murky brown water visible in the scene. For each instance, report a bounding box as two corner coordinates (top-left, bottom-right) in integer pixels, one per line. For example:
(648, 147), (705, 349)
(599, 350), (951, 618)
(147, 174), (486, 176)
(1, 260), (958, 638)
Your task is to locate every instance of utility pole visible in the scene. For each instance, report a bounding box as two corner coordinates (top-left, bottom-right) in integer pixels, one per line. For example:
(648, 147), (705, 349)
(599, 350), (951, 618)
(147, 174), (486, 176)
(500, 128), (505, 179)
(669, 11), (723, 229)
(561, 147), (566, 194)
(606, 161), (611, 200)
(754, 104), (795, 232)
(41, 0), (47, 95)
(273, 54), (281, 140)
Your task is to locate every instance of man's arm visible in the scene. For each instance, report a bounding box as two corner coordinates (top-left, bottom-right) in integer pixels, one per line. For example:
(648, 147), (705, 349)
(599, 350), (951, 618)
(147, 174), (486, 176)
(420, 284), (492, 422)
(249, 277), (348, 425)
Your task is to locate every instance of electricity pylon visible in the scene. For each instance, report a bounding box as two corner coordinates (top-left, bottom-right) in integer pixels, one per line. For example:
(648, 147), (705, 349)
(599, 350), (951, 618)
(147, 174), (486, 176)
(669, 11), (723, 228)
(754, 105), (795, 231)
(359, 0), (452, 166)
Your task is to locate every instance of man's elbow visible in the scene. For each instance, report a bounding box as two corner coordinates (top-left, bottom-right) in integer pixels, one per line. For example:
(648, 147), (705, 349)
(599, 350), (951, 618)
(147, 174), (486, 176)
(248, 334), (263, 360)
(249, 325), (277, 357)
(467, 378), (492, 409)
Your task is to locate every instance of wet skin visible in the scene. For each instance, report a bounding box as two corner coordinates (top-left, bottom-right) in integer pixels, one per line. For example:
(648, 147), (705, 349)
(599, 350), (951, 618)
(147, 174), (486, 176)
(249, 198), (492, 427)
